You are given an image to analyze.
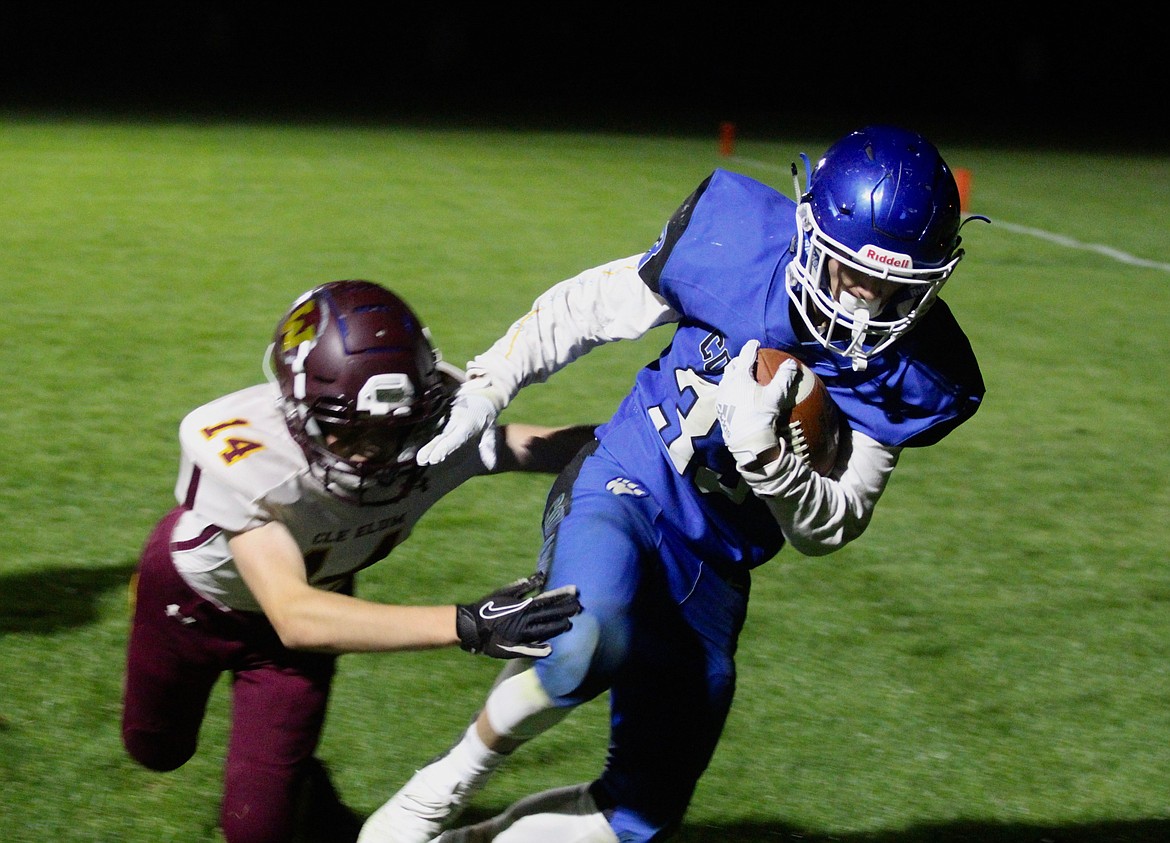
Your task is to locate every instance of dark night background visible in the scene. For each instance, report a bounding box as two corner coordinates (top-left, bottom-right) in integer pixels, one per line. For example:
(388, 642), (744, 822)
(1, 4), (1166, 150)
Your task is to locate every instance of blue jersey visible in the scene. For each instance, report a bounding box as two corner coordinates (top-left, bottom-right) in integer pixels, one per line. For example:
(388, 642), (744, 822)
(592, 169), (984, 569)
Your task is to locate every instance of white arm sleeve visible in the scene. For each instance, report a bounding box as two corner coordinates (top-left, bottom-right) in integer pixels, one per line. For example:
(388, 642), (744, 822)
(467, 255), (678, 405)
(740, 428), (901, 556)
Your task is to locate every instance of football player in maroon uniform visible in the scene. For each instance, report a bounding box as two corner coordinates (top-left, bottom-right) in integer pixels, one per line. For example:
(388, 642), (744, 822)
(121, 280), (593, 843)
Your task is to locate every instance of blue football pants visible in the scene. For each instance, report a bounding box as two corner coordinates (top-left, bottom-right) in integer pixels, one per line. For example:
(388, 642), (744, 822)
(535, 445), (750, 841)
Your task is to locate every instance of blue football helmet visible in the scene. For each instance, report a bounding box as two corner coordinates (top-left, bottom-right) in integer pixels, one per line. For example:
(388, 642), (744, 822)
(786, 125), (966, 369)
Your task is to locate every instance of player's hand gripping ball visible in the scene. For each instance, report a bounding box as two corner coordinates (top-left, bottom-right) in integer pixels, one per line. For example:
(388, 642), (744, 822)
(753, 348), (841, 476)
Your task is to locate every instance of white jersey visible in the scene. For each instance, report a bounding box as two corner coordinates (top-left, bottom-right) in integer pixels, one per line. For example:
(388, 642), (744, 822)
(169, 383), (497, 613)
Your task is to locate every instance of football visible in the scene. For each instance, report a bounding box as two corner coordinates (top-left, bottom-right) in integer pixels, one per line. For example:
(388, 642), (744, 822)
(753, 348), (842, 476)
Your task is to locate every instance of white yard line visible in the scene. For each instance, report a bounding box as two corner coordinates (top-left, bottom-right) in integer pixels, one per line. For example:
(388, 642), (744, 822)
(988, 220), (1170, 272)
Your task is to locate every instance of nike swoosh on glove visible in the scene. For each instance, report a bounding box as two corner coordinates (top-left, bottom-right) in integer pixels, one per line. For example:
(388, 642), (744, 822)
(456, 573), (582, 659)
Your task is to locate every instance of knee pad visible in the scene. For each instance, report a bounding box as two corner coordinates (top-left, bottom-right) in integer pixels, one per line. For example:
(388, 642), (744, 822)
(484, 666), (570, 741)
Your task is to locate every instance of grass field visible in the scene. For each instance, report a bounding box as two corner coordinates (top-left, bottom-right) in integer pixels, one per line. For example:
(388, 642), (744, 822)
(2, 115), (1169, 842)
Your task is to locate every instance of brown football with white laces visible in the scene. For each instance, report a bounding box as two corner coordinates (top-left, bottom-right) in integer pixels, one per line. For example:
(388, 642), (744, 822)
(753, 348), (842, 476)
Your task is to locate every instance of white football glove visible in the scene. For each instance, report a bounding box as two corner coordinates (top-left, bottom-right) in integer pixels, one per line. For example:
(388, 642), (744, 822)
(714, 339), (799, 470)
(417, 377), (509, 466)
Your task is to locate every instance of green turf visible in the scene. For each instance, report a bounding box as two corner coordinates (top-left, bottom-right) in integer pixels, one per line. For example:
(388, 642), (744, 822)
(1, 116), (1168, 842)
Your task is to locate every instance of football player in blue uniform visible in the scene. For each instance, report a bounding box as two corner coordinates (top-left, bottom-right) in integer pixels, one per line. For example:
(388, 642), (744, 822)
(359, 125), (987, 843)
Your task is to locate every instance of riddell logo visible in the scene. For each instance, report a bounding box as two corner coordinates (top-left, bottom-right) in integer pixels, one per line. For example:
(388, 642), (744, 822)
(861, 245), (913, 270)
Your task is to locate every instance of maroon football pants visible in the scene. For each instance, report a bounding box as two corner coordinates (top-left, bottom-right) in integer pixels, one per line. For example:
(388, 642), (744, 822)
(122, 508), (340, 843)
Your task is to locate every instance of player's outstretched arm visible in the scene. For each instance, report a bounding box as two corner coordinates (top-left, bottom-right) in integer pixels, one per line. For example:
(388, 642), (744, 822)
(230, 524), (580, 656)
(417, 257), (678, 467)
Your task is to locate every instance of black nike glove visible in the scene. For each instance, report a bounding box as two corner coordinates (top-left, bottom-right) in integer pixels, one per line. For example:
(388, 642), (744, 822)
(456, 572), (581, 659)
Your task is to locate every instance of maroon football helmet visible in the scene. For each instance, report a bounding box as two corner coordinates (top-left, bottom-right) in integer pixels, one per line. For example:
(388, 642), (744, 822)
(267, 280), (457, 504)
